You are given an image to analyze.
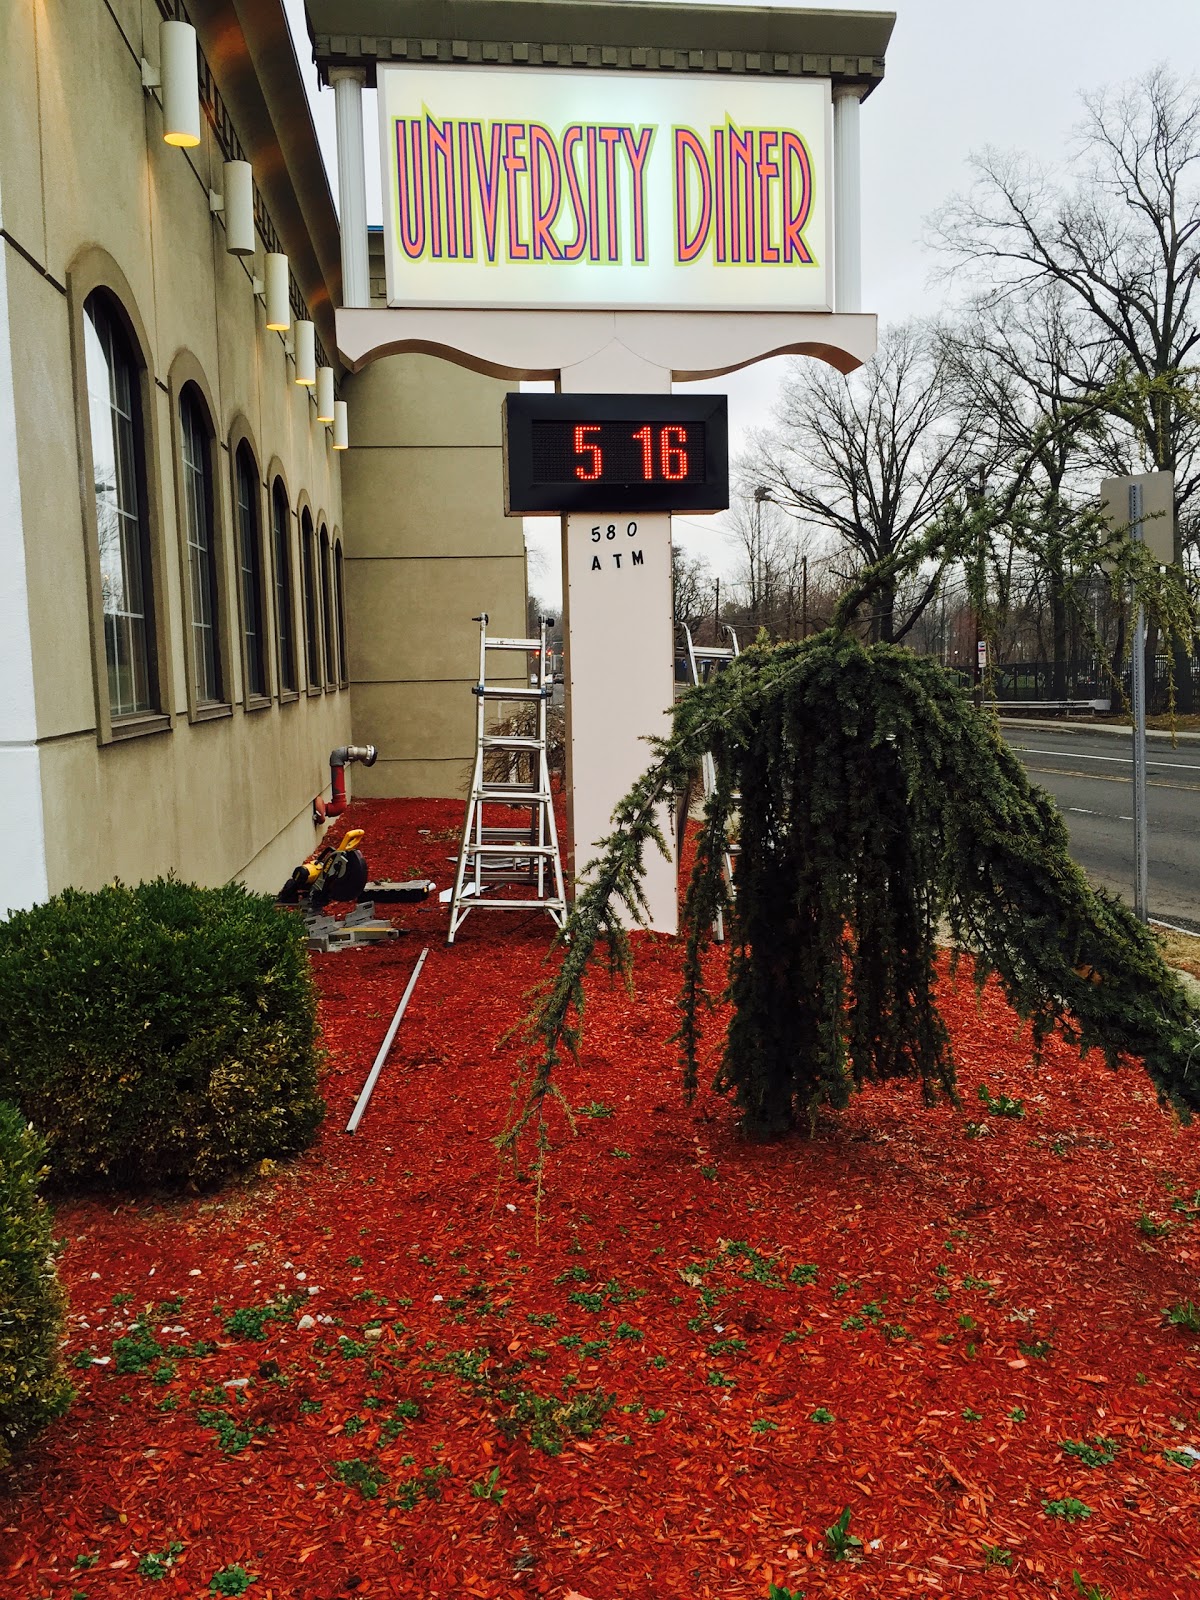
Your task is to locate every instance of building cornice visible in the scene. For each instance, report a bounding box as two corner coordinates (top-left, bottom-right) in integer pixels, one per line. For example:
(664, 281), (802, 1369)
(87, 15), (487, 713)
(304, 1), (894, 95)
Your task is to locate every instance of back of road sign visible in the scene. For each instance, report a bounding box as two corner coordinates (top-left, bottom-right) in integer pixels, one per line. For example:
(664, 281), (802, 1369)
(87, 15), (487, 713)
(1100, 470), (1175, 564)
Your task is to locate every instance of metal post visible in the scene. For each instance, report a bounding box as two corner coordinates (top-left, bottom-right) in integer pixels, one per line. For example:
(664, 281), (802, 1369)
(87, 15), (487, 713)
(1129, 483), (1149, 923)
(345, 948), (430, 1132)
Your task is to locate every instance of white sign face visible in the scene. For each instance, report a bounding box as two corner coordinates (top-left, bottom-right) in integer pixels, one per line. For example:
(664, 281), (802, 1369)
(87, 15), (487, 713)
(377, 65), (832, 313)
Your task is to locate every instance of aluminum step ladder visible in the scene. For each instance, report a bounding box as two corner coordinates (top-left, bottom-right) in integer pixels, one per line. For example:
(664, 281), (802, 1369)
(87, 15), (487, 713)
(678, 623), (741, 941)
(446, 613), (567, 944)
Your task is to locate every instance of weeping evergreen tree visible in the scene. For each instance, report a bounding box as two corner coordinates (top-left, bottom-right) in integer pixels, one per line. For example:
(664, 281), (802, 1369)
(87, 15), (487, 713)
(501, 628), (1200, 1161)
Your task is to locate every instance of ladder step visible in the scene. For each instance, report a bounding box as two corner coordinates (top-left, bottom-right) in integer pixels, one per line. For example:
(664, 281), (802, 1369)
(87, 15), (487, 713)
(455, 899), (567, 912)
(463, 842), (559, 857)
(693, 647), (736, 661)
(484, 637), (543, 650)
(473, 685), (550, 701)
(481, 735), (542, 750)
(475, 789), (551, 803)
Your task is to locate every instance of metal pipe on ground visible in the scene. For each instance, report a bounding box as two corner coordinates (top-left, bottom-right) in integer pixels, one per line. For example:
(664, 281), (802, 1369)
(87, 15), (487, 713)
(345, 947), (429, 1133)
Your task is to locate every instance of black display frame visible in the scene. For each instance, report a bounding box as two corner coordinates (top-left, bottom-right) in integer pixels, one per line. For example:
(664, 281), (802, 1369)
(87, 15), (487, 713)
(503, 393), (729, 515)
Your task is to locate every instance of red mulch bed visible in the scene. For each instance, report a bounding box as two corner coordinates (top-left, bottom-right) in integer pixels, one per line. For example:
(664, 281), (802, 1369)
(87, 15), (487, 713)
(3, 798), (1200, 1599)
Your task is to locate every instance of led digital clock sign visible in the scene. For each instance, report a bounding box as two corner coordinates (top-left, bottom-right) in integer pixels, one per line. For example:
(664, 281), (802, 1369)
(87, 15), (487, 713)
(504, 395), (728, 515)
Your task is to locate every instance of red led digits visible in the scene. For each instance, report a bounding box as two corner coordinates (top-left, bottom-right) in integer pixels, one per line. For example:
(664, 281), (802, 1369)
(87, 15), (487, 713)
(660, 425), (689, 481)
(573, 424), (602, 481)
(630, 424), (691, 480)
(631, 425), (654, 480)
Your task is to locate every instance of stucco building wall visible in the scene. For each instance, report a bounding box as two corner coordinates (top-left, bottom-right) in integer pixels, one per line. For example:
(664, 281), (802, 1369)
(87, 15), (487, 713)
(341, 236), (528, 801)
(0, 0), (351, 903)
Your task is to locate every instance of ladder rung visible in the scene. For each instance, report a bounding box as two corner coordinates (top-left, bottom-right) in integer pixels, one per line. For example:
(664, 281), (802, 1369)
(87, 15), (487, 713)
(455, 899), (566, 912)
(476, 789), (551, 803)
(485, 637), (542, 650)
(464, 842), (559, 857)
(693, 647), (736, 660)
(473, 685), (549, 701)
(482, 735), (542, 750)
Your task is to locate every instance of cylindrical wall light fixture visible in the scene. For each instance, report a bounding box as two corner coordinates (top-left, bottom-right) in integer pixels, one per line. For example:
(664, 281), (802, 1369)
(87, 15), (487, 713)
(264, 252), (290, 331)
(332, 401), (349, 451)
(160, 20), (202, 148)
(223, 160), (255, 255)
(293, 320), (316, 386)
(315, 366), (335, 423)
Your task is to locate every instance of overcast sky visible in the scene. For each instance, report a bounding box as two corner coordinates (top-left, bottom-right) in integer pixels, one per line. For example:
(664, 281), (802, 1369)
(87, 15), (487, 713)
(284, 0), (1200, 595)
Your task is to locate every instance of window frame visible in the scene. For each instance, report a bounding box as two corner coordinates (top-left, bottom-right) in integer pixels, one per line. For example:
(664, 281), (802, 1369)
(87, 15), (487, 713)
(299, 505), (323, 694)
(319, 522), (336, 691)
(174, 377), (229, 719)
(333, 534), (349, 689)
(269, 466), (300, 703)
(67, 253), (172, 745)
(230, 428), (270, 710)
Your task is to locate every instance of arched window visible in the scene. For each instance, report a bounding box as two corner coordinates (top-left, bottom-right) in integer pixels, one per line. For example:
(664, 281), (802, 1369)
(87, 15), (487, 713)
(334, 539), (348, 686)
(234, 442), (267, 700)
(300, 508), (320, 688)
(319, 524), (335, 685)
(272, 480), (297, 695)
(82, 292), (156, 718)
(179, 385), (222, 705)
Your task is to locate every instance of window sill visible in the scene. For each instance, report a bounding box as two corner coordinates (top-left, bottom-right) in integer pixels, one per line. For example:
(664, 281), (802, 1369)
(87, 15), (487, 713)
(306, 684), (325, 699)
(278, 688), (301, 706)
(107, 711), (172, 744)
(191, 701), (233, 724)
(244, 694), (273, 714)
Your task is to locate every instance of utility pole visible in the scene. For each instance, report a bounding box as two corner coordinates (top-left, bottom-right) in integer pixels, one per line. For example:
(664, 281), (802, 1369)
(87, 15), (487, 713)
(802, 553), (809, 637)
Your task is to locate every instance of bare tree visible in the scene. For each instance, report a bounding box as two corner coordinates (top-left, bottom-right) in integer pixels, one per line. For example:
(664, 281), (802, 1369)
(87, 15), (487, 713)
(672, 545), (716, 635)
(941, 286), (1120, 697)
(930, 67), (1200, 699)
(931, 70), (1200, 520)
(751, 323), (979, 644)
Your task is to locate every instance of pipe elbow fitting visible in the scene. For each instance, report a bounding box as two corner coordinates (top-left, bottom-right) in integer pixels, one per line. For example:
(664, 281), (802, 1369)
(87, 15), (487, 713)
(330, 744), (377, 769)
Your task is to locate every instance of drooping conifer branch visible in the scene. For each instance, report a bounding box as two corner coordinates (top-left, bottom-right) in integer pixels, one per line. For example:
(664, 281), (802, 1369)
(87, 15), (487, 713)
(501, 631), (1200, 1171)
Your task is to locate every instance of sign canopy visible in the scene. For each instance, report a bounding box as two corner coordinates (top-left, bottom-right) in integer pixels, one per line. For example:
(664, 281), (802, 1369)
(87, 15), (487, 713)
(378, 65), (831, 313)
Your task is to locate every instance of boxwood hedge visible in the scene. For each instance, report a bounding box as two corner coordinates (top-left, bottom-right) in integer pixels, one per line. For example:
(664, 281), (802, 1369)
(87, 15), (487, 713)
(0, 1102), (72, 1468)
(0, 878), (324, 1188)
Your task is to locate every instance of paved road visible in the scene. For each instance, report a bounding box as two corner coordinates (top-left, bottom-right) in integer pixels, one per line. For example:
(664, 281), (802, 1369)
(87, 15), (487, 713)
(1002, 723), (1200, 932)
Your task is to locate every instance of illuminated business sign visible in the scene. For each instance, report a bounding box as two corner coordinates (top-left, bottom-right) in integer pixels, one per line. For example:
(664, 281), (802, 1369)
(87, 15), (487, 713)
(503, 393), (729, 514)
(378, 66), (831, 312)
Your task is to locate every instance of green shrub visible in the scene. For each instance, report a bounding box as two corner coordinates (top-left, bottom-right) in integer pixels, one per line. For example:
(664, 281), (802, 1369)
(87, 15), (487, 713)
(0, 1102), (72, 1467)
(0, 879), (323, 1188)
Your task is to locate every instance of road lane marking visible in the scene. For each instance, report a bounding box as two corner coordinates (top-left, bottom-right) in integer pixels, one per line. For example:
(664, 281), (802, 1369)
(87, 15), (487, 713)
(1020, 761), (1200, 794)
(1012, 745), (1200, 774)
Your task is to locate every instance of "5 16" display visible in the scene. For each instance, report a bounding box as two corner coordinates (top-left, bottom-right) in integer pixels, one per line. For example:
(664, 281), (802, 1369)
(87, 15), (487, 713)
(503, 393), (729, 515)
